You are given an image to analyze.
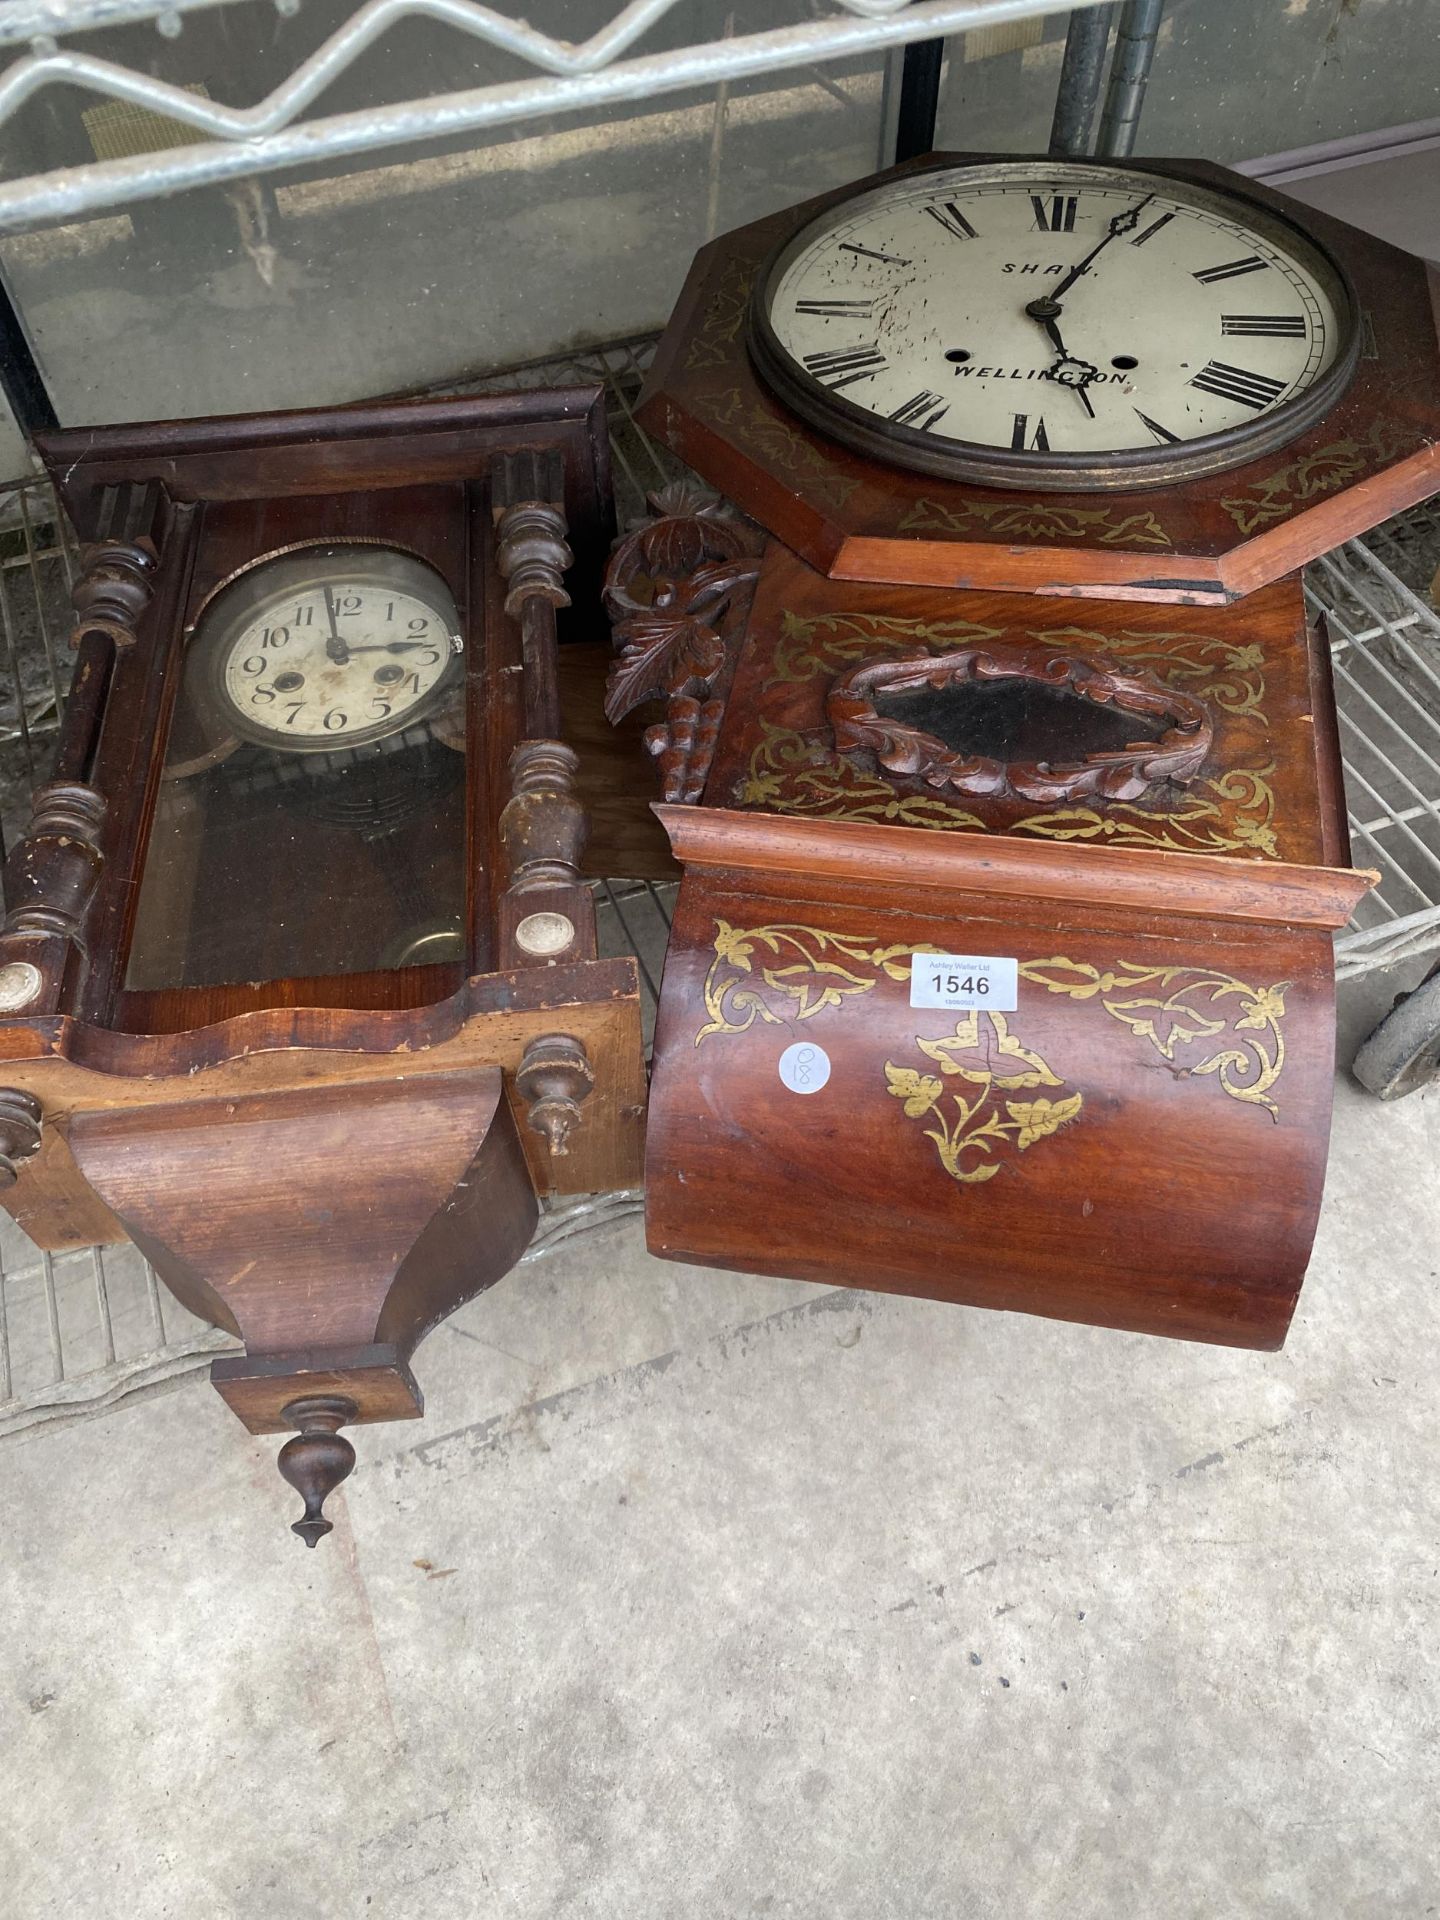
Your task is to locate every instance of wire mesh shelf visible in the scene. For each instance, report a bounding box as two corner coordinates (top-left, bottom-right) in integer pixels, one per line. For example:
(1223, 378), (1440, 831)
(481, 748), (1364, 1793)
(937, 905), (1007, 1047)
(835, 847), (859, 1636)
(1305, 530), (1440, 981)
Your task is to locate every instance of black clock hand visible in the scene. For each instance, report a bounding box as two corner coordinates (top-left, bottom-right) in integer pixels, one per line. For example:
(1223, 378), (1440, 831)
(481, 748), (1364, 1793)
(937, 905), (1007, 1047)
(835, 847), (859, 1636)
(1048, 191), (1157, 303)
(342, 642), (438, 655)
(1054, 363), (1097, 418)
(1024, 299), (1098, 418)
(321, 585), (349, 665)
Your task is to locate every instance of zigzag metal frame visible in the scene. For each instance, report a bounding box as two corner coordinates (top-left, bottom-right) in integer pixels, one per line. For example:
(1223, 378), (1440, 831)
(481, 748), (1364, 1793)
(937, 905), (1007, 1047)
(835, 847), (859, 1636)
(0, 0), (1105, 228)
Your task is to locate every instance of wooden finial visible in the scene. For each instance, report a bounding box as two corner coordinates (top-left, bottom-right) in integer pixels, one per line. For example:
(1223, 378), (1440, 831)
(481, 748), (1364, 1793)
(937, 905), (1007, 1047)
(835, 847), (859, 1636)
(0, 1088), (42, 1187)
(516, 1032), (595, 1156)
(276, 1395), (357, 1548)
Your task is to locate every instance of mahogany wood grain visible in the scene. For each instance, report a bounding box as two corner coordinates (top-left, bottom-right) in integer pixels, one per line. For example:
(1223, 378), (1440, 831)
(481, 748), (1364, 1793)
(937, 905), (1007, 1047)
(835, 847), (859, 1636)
(608, 499), (1365, 1352)
(69, 1067), (537, 1432)
(658, 806), (1372, 930)
(0, 959), (646, 1249)
(645, 871), (1334, 1349)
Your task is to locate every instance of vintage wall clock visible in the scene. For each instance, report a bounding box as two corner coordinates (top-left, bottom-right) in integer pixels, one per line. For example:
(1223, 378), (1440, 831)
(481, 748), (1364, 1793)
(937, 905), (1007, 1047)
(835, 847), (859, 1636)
(642, 151), (1440, 600)
(0, 392), (647, 1545)
(602, 147), (1438, 1348)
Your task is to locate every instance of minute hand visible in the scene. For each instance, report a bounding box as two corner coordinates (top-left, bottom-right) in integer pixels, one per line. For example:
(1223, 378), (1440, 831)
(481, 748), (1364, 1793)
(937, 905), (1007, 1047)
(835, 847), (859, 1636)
(1049, 193), (1156, 302)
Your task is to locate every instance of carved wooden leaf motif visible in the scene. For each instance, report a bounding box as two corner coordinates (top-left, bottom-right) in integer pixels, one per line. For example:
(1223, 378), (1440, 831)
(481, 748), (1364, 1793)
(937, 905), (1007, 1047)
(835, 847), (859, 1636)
(608, 609), (728, 721)
(828, 640), (1213, 806)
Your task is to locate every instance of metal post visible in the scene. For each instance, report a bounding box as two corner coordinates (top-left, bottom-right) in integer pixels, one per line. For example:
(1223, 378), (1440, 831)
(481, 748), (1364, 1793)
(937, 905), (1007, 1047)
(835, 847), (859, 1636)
(1048, 5), (1114, 157)
(893, 37), (945, 163)
(1095, 0), (1164, 157)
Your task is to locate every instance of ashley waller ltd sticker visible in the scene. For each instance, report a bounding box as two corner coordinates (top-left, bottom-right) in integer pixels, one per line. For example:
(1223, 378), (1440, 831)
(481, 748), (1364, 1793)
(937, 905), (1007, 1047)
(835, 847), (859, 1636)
(909, 954), (1019, 1012)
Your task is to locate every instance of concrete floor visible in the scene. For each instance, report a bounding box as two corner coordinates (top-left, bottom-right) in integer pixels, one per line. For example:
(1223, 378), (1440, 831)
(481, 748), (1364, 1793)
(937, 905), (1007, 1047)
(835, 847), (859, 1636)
(2, 969), (1438, 1918)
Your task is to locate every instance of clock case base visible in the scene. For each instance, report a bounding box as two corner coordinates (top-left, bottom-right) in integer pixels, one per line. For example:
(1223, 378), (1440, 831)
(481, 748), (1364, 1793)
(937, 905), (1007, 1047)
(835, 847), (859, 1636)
(606, 513), (1371, 1350)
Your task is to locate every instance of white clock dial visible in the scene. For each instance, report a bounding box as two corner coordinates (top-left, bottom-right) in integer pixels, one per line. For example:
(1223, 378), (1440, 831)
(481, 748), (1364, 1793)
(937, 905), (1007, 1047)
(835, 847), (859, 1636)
(196, 546), (463, 752)
(752, 158), (1358, 489)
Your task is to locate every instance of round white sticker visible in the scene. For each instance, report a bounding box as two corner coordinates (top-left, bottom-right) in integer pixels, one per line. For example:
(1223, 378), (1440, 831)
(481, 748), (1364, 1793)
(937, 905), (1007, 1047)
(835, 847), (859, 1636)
(777, 1041), (831, 1095)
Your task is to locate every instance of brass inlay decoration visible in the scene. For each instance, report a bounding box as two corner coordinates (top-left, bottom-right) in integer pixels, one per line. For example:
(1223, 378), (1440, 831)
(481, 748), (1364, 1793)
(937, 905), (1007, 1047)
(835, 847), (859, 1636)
(1019, 955), (1288, 1114)
(696, 919), (928, 1043)
(885, 1013), (1083, 1184)
(771, 609), (1006, 685)
(684, 254), (759, 372)
(741, 721), (987, 830)
(741, 723), (1277, 857)
(897, 496), (1172, 548)
(700, 387), (860, 511)
(694, 922), (1291, 1119)
(1219, 420), (1413, 535)
(1013, 763), (1279, 858)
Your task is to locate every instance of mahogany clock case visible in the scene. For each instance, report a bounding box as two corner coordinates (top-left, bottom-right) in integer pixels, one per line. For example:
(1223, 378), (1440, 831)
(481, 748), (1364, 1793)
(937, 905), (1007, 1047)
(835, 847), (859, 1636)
(0, 393), (647, 1515)
(608, 516), (1372, 1351)
(640, 151), (1440, 602)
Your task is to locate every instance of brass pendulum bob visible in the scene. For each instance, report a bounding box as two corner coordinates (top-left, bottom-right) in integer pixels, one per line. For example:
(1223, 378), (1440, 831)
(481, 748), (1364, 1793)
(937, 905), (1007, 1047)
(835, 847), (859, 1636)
(277, 1395), (358, 1548)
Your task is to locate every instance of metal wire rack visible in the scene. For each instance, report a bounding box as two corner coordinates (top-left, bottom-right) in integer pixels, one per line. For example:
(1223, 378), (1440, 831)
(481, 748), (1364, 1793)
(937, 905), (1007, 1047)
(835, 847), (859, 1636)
(0, 344), (1436, 1440)
(0, 0), (1107, 231)
(1306, 525), (1440, 981)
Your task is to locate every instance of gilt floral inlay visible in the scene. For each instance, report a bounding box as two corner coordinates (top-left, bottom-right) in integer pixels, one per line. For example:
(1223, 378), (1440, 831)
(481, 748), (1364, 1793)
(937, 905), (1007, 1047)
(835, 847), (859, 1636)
(737, 605), (1285, 857)
(742, 723), (1277, 856)
(695, 920), (932, 1043)
(770, 609), (1005, 685)
(1020, 956), (1288, 1114)
(897, 496), (1172, 548)
(1218, 419), (1413, 535)
(741, 721), (988, 831)
(683, 253), (760, 372)
(699, 388), (860, 511)
(1013, 762), (1279, 857)
(694, 921), (1291, 1119)
(885, 1014), (1083, 1184)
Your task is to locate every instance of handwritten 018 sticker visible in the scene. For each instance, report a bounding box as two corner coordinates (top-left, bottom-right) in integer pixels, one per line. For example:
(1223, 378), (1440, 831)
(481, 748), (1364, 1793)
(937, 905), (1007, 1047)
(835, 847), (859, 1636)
(777, 1041), (832, 1095)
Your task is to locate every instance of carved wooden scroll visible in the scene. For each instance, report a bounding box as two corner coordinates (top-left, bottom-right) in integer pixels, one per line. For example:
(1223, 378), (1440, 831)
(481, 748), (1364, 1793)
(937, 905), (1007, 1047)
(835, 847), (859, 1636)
(603, 485), (763, 804)
(827, 643), (1213, 805)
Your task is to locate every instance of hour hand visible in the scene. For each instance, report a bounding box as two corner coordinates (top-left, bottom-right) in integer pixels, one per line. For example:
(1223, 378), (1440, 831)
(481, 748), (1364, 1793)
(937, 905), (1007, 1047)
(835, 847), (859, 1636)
(1025, 298), (1097, 417)
(321, 586), (349, 665)
(1024, 294), (1067, 355)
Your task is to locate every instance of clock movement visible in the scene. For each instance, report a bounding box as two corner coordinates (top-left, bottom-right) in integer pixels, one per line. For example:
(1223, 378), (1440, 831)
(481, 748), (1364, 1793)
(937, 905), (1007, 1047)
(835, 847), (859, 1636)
(602, 149), (1438, 1349)
(0, 391), (646, 1543)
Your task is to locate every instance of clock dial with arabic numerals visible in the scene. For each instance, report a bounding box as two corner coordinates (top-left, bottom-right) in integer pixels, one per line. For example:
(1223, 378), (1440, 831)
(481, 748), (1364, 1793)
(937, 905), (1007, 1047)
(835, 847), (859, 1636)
(194, 544), (464, 752)
(750, 157), (1360, 491)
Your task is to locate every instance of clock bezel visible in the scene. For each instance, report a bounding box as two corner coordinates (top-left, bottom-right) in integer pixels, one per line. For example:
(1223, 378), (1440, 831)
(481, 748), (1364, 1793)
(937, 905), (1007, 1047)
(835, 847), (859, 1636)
(187, 539), (464, 755)
(746, 155), (1363, 494)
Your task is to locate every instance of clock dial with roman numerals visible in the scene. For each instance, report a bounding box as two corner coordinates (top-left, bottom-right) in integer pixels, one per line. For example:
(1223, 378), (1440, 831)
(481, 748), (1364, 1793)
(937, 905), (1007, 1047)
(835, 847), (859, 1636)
(749, 157), (1359, 491)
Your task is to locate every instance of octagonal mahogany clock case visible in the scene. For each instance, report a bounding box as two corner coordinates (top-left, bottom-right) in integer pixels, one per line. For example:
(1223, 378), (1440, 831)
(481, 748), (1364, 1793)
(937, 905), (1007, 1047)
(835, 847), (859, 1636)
(604, 150), (1440, 1349)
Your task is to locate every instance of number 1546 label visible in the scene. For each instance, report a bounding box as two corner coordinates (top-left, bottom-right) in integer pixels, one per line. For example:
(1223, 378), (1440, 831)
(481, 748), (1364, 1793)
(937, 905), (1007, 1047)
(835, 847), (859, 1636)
(910, 953), (1018, 1012)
